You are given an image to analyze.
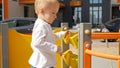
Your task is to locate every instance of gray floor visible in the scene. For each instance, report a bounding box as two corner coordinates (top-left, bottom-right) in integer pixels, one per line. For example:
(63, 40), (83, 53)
(92, 40), (119, 68)
(92, 56), (117, 68)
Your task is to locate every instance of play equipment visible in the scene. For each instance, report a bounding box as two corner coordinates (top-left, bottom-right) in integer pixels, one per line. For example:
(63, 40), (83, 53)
(62, 23), (120, 68)
(69, 33), (78, 49)
(63, 31), (77, 45)
(1, 23), (120, 68)
(62, 50), (77, 66)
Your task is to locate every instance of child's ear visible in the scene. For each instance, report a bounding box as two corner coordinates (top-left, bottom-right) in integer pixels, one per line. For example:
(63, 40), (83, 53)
(40, 8), (44, 13)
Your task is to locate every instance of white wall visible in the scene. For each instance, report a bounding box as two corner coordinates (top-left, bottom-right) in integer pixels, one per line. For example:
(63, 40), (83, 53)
(8, 0), (35, 18)
(8, 0), (24, 18)
(111, 0), (117, 4)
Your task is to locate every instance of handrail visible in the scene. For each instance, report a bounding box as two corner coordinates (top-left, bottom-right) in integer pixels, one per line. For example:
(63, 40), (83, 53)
(85, 49), (120, 60)
(92, 32), (120, 39)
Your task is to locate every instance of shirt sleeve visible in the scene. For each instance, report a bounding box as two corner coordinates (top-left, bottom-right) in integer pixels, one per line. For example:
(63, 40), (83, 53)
(31, 25), (58, 53)
(55, 31), (66, 39)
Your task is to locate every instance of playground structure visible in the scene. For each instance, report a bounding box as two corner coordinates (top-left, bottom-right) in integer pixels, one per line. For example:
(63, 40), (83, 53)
(62, 23), (120, 68)
(1, 23), (120, 68)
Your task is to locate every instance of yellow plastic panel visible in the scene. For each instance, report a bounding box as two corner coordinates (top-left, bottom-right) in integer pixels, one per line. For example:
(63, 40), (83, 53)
(55, 53), (62, 68)
(53, 28), (62, 68)
(53, 28), (61, 33)
(70, 34), (78, 49)
(55, 38), (62, 68)
(8, 30), (32, 68)
(62, 50), (72, 66)
(63, 31), (77, 44)
(62, 50), (78, 68)
(70, 56), (78, 68)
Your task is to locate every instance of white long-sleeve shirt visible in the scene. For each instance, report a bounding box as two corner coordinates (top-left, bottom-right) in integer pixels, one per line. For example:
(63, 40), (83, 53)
(28, 19), (65, 68)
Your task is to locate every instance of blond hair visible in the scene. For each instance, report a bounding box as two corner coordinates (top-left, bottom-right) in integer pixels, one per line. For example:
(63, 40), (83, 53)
(34, 0), (59, 14)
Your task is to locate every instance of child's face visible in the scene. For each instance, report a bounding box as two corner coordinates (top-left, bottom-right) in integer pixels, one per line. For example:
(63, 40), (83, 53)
(43, 4), (59, 24)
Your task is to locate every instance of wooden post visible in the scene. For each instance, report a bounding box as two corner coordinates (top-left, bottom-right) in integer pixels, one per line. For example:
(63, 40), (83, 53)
(61, 23), (69, 68)
(0, 21), (2, 68)
(1, 23), (8, 68)
(78, 23), (91, 68)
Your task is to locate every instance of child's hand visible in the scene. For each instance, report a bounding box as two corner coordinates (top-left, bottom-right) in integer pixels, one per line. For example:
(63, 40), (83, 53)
(64, 30), (70, 38)
(57, 46), (63, 56)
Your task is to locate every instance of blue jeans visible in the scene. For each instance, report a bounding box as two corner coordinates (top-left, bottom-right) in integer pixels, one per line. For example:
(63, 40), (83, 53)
(31, 65), (36, 68)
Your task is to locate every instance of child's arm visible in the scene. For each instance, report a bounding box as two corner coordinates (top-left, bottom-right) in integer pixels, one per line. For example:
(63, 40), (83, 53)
(55, 30), (69, 39)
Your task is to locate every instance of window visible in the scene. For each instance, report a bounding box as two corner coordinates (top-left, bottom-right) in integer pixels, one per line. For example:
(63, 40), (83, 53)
(24, 6), (29, 17)
(89, 7), (102, 25)
(90, 0), (102, 4)
(74, 7), (82, 24)
(89, 0), (102, 27)
(0, 5), (2, 20)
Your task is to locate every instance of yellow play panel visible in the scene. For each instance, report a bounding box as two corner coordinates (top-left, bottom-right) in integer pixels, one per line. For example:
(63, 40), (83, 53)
(7, 29), (62, 68)
(8, 29), (32, 68)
